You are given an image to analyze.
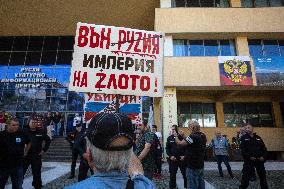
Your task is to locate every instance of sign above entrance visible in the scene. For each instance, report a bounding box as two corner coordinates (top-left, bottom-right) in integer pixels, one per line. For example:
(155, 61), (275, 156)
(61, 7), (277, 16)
(0, 67), (57, 88)
(69, 22), (164, 97)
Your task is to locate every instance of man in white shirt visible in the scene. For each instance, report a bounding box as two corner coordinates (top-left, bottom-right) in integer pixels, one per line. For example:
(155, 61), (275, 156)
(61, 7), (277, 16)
(73, 113), (82, 130)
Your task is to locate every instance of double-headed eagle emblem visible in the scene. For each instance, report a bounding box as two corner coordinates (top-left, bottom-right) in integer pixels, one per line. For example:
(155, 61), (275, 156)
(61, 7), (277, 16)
(223, 59), (248, 83)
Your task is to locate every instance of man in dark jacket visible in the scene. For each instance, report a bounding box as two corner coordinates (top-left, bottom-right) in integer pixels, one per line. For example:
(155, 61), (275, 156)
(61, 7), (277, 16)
(24, 114), (51, 189)
(0, 117), (30, 189)
(239, 124), (268, 189)
(166, 124), (187, 189)
(73, 132), (94, 181)
(68, 123), (85, 179)
(174, 120), (207, 189)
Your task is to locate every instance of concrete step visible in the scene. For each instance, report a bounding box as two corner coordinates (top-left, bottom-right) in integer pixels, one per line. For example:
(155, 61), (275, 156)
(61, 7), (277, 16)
(43, 136), (73, 162)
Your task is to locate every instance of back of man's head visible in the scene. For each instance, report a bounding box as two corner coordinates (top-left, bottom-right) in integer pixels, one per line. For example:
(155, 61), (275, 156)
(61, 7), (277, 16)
(86, 112), (134, 172)
(188, 120), (200, 133)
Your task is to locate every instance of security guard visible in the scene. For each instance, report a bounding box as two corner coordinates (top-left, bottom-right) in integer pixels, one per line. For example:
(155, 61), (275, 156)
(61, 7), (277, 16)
(0, 117), (30, 189)
(68, 123), (85, 179)
(239, 124), (268, 189)
(23, 114), (51, 189)
(166, 125), (187, 189)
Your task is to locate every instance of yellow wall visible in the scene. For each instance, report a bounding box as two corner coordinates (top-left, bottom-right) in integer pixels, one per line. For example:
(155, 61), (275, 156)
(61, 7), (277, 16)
(178, 127), (284, 152)
(0, 0), (159, 36)
(164, 57), (220, 86)
(155, 8), (284, 36)
(175, 94), (284, 151)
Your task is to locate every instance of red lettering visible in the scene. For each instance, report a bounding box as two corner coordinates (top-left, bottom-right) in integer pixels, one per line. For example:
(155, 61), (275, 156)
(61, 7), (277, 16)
(95, 94), (103, 101)
(133, 32), (142, 52)
(100, 28), (111, 49)
(118, 30), (126, 50)
(80, 72), (88, 87)
(129, 75), (140, 90)
(126, 31), (135, 51)
(77, 26), (89, 47)
(90, 27), (100, 48)
(95, 73), (106, 89)
(120, 96), (128, 103)
(103, 94), (111, 101)
(87, 93), (94, 101)
(129, 96), (137, 103)
(140, 76), (150, 91)
(107, 74), (117, 89)
(152, 35), (160, 54)
(143, 33), (151, 53)
(118, 74), (129, 89)
(73, 71), (81, 86)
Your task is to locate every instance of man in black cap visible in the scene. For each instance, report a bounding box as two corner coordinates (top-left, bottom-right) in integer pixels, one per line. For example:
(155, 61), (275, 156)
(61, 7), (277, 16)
(23, 114), (51, 189)
(64, 112), (156, 189)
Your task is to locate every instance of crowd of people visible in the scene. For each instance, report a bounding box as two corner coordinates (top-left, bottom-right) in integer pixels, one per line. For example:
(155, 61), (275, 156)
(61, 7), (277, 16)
(0, 111), (269, 189)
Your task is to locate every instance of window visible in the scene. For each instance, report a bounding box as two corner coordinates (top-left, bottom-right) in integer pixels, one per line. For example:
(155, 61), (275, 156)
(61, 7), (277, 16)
(204, 40), (219, 56)
(248, 39), (283, 57)
(173, 39), (236, 56)
(223, 102), (274, 127)
(172, 0), (230, 7)
(178, 102), (216, 127)
(0, 36), (74, 67)
(189, 40), (204, 56)
(241, 0), (284, 7)
(0, 36), (77, 114)
(173, 40), (188, 56)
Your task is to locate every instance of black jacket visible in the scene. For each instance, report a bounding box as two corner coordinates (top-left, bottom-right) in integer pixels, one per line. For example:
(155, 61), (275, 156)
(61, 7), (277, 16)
(74, 133), (87, 158)
(240, 133), (267, 161)
(25, 128), (51, 156)
(166, 135), (186, 160)
(0, 129), (30, 168)
(184, 132), (207, 169)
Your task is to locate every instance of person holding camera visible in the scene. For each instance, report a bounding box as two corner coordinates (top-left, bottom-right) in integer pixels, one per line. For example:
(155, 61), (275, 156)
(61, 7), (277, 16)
(166, 124), (187, 189)
(174, 120), (207, 189)
(23, 114), (51, 189)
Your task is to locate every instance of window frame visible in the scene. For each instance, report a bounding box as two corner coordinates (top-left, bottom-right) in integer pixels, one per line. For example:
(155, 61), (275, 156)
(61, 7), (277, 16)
(248, 39), (283, 57)
(173, 39), (236, 57)
(223, 102), (274, 127)
(178, 102), (216, 127)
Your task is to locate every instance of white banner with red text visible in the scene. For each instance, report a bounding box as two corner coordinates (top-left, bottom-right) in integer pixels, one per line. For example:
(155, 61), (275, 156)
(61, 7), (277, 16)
(69, 22), (164, 97)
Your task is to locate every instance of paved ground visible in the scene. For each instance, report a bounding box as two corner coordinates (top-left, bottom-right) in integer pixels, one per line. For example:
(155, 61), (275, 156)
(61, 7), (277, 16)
(205, 170), (284, 189)
(5, 161), (284, 189)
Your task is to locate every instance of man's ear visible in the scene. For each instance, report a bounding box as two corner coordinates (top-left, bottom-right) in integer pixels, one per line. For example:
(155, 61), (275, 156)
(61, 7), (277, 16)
(86, 148), (96, 172)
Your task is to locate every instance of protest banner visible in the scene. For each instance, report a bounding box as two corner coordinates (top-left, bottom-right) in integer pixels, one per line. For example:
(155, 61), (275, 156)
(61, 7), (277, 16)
(69, 22), (164, 97)
(84, 93), (142, 124)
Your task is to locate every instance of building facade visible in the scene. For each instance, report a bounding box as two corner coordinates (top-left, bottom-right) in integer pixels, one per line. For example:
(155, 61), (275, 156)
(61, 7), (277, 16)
(155, 0), (284, 159)
(1, 0), (284, 158)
